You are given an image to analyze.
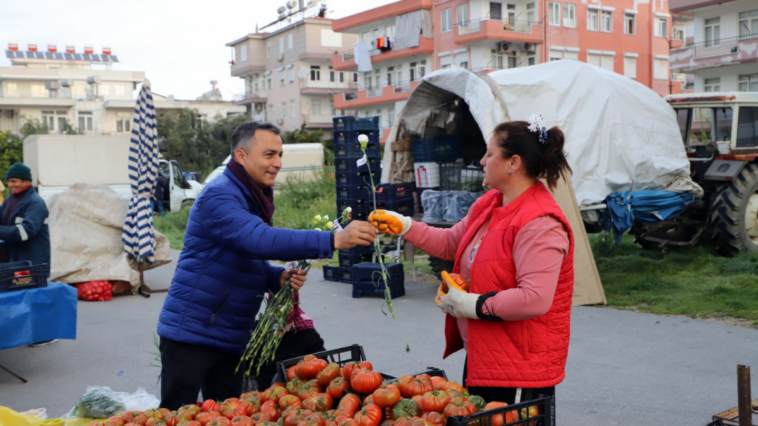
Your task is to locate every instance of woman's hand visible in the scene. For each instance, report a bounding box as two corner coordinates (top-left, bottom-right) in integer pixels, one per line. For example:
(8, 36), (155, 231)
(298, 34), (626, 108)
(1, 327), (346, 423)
(280, 269), (308, 290)
(437, 285), (480, 319)
(368, 210), (412, 236)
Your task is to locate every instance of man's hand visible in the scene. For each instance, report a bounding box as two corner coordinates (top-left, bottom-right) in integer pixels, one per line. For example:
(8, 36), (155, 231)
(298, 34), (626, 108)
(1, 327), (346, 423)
(334, 221), (377, 250)
(280, 269), (308, 290)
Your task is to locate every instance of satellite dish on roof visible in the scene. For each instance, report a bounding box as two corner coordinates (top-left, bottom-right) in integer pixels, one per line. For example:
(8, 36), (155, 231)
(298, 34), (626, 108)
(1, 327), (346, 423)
(286, 0), (297, 8)
(298, 69), (309, 79)
(277, 5), (286, 13)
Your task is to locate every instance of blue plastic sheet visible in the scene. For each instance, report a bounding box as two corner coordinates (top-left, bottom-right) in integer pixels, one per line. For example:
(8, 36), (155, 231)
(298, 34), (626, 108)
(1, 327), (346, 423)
(600, 190), (695, 245)
(0, 282), (77, 350)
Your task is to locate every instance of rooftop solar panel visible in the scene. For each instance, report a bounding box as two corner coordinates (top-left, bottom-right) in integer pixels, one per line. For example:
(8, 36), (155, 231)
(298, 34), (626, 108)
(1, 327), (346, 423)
(54, 53), (63, 59)
(109, 55), (119, 62)
(74, 54), (82, 60)
(26, 52), (35, 58)
(34, 52), (44, 59)
(44, 52), (54, 59)
(64, 53), (73, 60)
(83, 54), (91, 60)
(90, 54), (101, 61)
(5, 50), (13, 58)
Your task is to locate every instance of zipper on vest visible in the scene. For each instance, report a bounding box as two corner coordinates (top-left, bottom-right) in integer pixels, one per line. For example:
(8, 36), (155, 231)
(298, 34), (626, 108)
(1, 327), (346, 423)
(210, 291), (229, 325)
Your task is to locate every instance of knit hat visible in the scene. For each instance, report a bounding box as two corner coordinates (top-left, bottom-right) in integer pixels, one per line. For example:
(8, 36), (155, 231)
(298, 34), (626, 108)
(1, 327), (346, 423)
(6, 163), (32, 182)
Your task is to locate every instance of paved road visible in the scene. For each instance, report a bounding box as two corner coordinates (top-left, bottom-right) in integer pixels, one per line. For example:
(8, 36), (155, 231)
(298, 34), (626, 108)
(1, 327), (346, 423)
(1, 258), (757, 425)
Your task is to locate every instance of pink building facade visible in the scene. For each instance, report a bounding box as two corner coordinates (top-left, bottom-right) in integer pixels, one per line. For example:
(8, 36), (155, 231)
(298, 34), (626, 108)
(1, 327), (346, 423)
(332, 0), (676, 142)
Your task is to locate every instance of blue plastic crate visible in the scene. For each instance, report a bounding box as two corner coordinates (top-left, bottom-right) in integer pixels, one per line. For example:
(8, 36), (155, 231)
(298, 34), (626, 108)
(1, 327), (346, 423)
(0, 261), (48, 293)
(350, 263), (405, 299)
(338, 247), (374, 268)
(323, 265), (341, 282)
(412, 134), (463, 162)
(336, 171), (380, 186)
(337, 184), (371, 201)
(333, 116), (380, 131)
(367, 183), (416, 204)
(335, 155), (381, 174)
(376, 194), (415, 216)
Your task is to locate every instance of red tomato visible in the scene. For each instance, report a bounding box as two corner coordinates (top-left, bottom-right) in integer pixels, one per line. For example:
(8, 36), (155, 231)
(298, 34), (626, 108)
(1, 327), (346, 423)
(108, 417), (126, 426)
(419, 391), (451, 414)
(297, 414), (325, 426)
(337, 420), (358, 426)
(259, 401), (280, 421)
(280, 394), (303, 410)
(287, 366), (298, 381)
(350, 370), (383, 394)
(207, 417), (231, 426)
(283, 410), (314, 426)
(145, 419), (166, 426)
(231, 416), (253, 426)
(302, 393), (334, 412)
(397, 376), (434, 398)
(249, 413), (271, 425)
(392, 418), (417, 426)
(316, 363), (341, 388)
(295, 355), (324, 379)
(122, 412), (148, 426)
(435, 381), (465, 394)
(442, 400), (477, 419)
(327, 377), (352, 399)
(353, 404), (382, 426)
(481, 402), (517, 426)
(203, 400), (222, 413)
(421, 413), (445, 426)
(338, 393), (361, 413)
(197, 412), (222, 426)
(372, 384), (401, 408)
(341, 361), (373, 380)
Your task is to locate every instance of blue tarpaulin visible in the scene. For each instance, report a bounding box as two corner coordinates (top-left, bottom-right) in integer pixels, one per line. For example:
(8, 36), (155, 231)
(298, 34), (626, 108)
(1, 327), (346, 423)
(0, 282), (77, 350)
(600, 190), (695, 245)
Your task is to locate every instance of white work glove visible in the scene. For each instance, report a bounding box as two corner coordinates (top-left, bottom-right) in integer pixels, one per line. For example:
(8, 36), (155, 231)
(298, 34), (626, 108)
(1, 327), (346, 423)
(368, 210), (413, 237)
(437, 285), (480, 319)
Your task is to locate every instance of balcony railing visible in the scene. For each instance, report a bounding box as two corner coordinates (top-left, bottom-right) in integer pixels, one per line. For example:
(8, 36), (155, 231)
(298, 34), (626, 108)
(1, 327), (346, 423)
(676, 35), (758, 59)
(361, 80), (416, 98)
(457, 18), (541, 35)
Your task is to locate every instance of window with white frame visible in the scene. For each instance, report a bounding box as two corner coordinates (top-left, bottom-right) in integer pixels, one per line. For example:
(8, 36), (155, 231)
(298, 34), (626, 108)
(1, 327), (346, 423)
(100, 84), (110, 96)
(364, 73), (372, 89)
(527, 3), (536, 24)
(385, 25), (396, 37)
(374, 69), (381, 87)
(456, 4), (468, 27)
(654, 17), (667, 38)
(42, 110), (55, 130)
(288, 34), (293, 50)
(705, 17), (720, 47)
(268, 105), (274, 120)
(654, 58), (668, 79)
(330, 69), (335, 82)
(587, 53), (600, 67)
(563, 4), (575, 27)
(386, 66), (394, 86)
(549, 2), (561, 26)
(267, 42), (271, 58)
(739, 74), (758, 91)
(331, 100), (336, 116)
(291, 100), (296, 118)
(528, 56), (536, 65)
(240, 45), (248, 61)
(340, 72), (344, 83)
(625, 13), (636, 35)
(601, 11), (612, 32)
(704, 77), (720, 92)
(311, 99), (322, 115)
(279, 37), (285, 54)
(310, 66), (321, 81)
(549, 49), (564, 61)
(491, 49), (505, 68)
(288, 68), (294, 82)
(116, 85), (125, 96)
(353, 72), (358, 83)
(280, 70), (285, 86)
(441, 8), (452, 32)
(740, 10), (758, 39)
(624, 55), (637, 78)
(564, 50), (578, 60)
(116, 113), (131, 132)
(281, 102), (286, 119)
(267, 78), (272, 89)
(388, 106), (395, 128)
(78, 111), (93, 132)
(588, 9), (599, 31)
(459, 61), (468, 69)
(673, 28), (684, 40)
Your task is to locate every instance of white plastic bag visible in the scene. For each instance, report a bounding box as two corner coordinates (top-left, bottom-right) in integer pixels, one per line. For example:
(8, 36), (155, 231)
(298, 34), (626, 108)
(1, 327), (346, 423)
(64, 386), (159, 418)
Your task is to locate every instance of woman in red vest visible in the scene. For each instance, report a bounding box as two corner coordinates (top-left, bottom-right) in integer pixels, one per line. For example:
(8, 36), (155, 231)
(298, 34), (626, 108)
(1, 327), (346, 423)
(369, 117), (574, 406)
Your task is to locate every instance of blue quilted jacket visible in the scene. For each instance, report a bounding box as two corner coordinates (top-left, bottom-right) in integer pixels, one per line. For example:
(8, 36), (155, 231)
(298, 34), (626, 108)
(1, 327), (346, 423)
(157, 167), (334, 354)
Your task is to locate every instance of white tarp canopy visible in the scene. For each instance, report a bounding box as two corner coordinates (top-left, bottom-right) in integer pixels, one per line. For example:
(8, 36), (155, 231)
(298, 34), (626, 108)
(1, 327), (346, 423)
(384, 60), (701, 208)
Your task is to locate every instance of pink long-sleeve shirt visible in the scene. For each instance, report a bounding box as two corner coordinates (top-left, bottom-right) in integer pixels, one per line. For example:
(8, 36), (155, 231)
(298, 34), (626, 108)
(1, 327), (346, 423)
(404, 212), (569, 348)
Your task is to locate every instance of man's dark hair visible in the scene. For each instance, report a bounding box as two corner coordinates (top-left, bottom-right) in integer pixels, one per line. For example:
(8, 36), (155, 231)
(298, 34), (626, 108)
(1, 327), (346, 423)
(230, 121), (281, 154)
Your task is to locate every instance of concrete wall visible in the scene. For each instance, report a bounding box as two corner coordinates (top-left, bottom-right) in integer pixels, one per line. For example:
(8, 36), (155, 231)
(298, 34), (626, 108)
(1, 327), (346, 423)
(24, 134), (131, 186)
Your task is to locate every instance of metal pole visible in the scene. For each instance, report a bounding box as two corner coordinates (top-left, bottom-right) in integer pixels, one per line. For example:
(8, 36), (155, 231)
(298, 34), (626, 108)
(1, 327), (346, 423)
(0, 363), (28, 383)
(738, 364), (752, 426)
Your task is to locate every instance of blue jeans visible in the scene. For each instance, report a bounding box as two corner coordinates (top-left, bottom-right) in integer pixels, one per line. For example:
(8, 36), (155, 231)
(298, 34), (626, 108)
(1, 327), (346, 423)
(151, 198), (165, 217)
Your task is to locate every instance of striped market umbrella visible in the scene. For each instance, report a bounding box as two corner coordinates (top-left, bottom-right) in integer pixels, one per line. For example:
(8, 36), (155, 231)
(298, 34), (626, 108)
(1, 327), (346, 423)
(122, 80), (159, 269)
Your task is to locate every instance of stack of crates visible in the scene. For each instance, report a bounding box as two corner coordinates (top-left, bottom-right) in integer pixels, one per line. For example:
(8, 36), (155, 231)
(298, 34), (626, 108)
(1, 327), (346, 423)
(325, 116), (382, 283)
(366, 183), (416, 217)
(351, 262), (405, 299)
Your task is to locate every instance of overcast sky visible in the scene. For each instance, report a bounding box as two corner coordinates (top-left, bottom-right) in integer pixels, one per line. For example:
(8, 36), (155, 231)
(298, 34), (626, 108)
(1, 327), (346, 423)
(2, 0), (395, 101)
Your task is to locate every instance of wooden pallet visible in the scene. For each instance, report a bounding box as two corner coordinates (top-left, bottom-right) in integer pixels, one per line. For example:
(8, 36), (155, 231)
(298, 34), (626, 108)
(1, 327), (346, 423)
(712, 398), (758, 425)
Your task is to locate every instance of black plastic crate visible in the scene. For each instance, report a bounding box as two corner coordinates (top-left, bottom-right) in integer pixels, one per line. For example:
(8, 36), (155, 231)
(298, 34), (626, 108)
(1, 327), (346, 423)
(336, 171), (380, 186)
(0, 261), (48, 293)
(275, 344), (396, 384)
(440, 161), (484, 192)
(412, 134), (463, 163)
(446, 395), (554, 426)
(335, 156), (381, 174)
(339, 248), (374, 268)
(334, 141), (380, 159)
(333, 116), (380, 131)
(339, 267), (354, 284)
(323, 265), (340, 282)
(337, 184), (371, 201)
(351, 262), (404, 299)
(336, 198), (372, 215)
(402, 367), (448, 380)
(376, 194), (415, 216)
(367, 183), (416, 204)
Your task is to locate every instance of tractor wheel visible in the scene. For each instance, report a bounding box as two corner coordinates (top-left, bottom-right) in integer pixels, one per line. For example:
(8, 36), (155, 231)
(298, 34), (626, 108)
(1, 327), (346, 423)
(428, 256), (455, 279)
(709, 163), (758, 257)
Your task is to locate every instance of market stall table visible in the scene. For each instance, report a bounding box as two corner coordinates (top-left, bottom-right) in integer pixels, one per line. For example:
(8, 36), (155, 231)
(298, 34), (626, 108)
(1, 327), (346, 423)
(0, 282), (77, 382)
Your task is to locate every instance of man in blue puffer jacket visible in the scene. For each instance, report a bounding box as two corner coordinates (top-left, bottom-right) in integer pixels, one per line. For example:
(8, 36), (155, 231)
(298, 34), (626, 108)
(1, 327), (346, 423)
(157, 121), (377, 409)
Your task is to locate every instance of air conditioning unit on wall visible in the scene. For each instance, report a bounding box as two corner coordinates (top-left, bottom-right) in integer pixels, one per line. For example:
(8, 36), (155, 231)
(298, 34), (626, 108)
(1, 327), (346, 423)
(277, 53), (284, 62)
(498, 42), (512, 53)
(523, 43), (536, 53)
(276, 118), (284, 124)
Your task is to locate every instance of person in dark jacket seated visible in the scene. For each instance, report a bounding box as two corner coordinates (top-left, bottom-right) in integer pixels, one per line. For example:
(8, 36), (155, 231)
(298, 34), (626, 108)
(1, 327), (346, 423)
(0, 163), (53, 347)
(156, 121), (377, 409)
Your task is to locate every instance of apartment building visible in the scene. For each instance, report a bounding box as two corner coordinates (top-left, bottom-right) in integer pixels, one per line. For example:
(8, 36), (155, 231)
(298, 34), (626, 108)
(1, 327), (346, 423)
(331, 0), (675, 142)
(0, 43), (243, 135)
(226, 12), (358, 138)
(670, 0), (758, 93)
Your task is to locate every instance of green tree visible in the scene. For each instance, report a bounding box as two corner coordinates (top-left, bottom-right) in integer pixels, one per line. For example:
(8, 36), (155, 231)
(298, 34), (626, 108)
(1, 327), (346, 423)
(0, 131), (24, 179)
(280, 123), (324, 144)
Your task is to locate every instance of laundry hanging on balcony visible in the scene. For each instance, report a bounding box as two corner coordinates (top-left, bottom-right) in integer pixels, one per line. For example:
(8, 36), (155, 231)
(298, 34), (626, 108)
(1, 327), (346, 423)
(376, 36), (394, 52)
(353, 42), (372, 73)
